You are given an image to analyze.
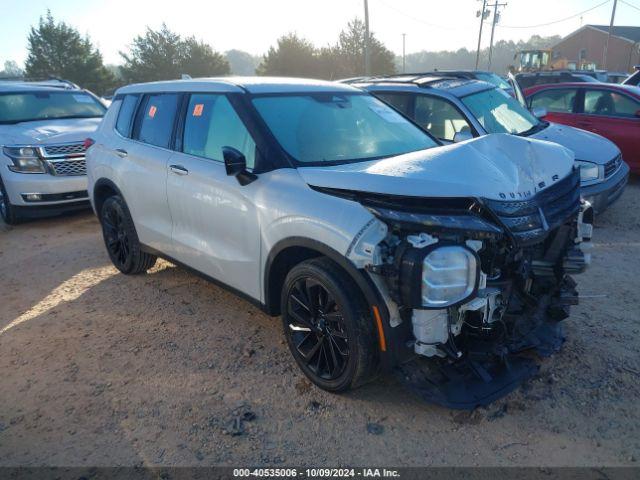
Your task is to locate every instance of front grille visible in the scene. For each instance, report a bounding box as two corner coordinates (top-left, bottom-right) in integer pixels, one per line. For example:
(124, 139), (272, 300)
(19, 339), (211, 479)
(604, 153), (622, 178)
(484, 169), (581, 245)
(43, 143), (86, 157)
(50, 158), (87, 176)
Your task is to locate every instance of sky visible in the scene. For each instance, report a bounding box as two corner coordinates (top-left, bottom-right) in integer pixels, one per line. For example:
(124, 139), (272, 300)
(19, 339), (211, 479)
(1, 0), (640, 67)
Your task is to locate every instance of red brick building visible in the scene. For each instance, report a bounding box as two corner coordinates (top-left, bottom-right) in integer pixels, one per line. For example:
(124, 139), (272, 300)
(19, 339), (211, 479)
(551, 25), (640, 73)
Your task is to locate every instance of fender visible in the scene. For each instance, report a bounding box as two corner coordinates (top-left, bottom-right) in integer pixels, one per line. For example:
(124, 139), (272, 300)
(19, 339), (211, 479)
(265, 237), (412, 370)
(92, 177), (127, 216)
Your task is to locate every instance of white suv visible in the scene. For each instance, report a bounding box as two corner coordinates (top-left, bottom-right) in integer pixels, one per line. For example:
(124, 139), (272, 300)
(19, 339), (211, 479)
(0, 82), (106, 224)
(87, 77), (592, 409)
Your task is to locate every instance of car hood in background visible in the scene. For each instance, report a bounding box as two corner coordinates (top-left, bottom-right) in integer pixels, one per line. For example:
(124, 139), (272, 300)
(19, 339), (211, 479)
(298, 133), (575, 202)
(530, 122), (619, 165)
(0, 117), (102, 145)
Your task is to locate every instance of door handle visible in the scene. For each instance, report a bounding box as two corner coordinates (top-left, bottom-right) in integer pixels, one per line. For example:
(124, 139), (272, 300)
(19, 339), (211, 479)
(114, 148), (128, 158)
(169, 164), (189, 175)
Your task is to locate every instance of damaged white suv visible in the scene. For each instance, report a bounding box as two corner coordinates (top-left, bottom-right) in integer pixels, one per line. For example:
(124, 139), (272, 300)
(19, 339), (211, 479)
(87, 78), (593, 409)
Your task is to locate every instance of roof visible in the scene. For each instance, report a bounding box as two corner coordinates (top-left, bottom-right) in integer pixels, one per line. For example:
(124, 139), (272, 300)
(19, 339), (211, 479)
(347, 74), (494, 98)
(0, 82), (78, 93)
(116, 77), (361, 95)
(524, 82), (640, 97)
(587, 25), (640, 43)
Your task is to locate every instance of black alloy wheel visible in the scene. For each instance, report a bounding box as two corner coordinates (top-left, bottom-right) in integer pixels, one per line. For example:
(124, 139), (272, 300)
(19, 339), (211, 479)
(282, 258), (378, 392)
(102, 200), (131, 268)
(286, 277), (350, 380)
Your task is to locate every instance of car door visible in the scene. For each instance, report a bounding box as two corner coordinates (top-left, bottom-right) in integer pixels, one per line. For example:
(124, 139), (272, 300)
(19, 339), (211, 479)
(528, 87), (581, 128)
(166, 93), (262, 299)
(578, 87), (640, 169)
(109, 93), (179, 253)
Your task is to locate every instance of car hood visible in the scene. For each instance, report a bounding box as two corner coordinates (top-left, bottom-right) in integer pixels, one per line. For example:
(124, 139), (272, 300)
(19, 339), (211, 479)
(0, 117), (102, 146)
(530, 122), (619, 165)
(298, 133), (574, 202)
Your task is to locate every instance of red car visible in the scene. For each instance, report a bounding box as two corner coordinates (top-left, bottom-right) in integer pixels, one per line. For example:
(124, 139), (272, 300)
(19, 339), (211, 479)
(524, 82), (640, 174)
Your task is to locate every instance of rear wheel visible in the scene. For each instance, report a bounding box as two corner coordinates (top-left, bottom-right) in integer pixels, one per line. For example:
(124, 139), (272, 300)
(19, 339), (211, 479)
(100, 195), (156, 274)
(281, 257), (378, 392)
(0, 175), (19, 225)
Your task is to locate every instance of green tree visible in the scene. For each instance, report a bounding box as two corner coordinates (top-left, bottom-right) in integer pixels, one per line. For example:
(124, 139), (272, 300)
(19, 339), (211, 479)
(0, 60), (24, 78)
(120, 24), (229, 83)
(24, 11), (115, 95)
(256, 33), (321, 77)
(226, 49), (260, 75)
(330, 18), (396, 78)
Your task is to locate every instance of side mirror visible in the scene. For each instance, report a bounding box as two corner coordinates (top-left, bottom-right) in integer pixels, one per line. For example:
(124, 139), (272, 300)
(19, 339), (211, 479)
(531, 107), (548, 119)
(453, 130), (473, 143)
(223, 146), (257, 186)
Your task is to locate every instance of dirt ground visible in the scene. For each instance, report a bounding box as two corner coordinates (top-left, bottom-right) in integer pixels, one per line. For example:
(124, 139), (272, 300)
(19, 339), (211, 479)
(1, 180), (639, 468)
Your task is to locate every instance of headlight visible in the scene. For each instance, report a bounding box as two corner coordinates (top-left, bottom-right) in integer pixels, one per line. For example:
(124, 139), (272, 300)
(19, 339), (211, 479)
(575, 160), (600, 182)
(422, 246), (478, 307)
(3, 146), (46, 173)
(399, 244), (479, 309)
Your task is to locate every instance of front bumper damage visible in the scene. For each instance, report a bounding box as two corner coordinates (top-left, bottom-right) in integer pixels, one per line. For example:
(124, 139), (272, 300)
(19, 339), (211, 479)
(343, 169), (593, 409)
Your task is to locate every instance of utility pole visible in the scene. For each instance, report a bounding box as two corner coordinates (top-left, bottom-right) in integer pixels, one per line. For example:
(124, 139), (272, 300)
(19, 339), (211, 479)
(475, 0), (487, 70)
(402, 33), (406, 73)
(602, 0), (618, 70)
(487, 2), (507, 72)
(364, 0), (371, 76)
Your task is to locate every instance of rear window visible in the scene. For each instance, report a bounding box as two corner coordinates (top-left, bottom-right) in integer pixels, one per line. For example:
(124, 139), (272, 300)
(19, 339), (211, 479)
(0, 91), (105, 124)
(115, 94), (139, 137)
(135, 94), (180, 148)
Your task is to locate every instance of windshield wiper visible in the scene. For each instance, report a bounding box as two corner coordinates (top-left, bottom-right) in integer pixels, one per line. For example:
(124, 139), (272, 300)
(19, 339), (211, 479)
(517, 121), (548, 137)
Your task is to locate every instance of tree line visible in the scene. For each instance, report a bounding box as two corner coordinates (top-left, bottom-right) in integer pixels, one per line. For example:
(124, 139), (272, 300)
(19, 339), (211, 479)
(0, 11), (560, 95)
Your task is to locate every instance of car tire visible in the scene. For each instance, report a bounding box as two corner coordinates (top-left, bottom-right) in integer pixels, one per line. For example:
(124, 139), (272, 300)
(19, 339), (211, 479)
(281, 257), (379, 392)
(0, 175), (20, 225)
(99, 195), (157, 274)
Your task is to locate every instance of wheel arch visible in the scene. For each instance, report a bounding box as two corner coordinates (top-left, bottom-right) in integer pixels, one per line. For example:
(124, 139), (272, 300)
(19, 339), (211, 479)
(264, 237), (399, 366)
(93, 178), (125, 217)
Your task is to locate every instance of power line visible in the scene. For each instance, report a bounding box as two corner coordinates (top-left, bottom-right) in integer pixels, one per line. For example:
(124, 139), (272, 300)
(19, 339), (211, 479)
(620, 0), (640, 12)
(498, 0), (611, 29)
(374, 0), (472, 30)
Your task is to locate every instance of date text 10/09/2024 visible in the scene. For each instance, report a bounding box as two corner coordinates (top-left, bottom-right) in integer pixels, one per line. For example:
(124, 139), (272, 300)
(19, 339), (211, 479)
(233, 468), (401, 478)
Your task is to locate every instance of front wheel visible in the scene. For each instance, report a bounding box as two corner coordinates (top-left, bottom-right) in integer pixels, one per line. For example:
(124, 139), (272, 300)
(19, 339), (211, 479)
(0, 175), (19, 225)
(281, 257), (378, 392)
(100, 195), (157, 274)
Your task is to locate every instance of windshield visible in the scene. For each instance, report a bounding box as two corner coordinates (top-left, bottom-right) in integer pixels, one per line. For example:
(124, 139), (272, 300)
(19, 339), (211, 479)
(462, 88), (541, 135)
(475, 72), (511, 90)
(0, 91), (106, 124)
(252, 93), (437, 165)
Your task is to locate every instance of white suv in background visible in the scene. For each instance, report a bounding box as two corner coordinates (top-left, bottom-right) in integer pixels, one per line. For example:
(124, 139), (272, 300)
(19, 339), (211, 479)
(87, 77), (592, 409)
(0, 82), (106, 224)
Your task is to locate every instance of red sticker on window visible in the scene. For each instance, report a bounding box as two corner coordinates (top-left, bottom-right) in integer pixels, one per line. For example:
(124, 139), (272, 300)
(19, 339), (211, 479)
(193, 104), (204, 117)
(148, 105), (157, 118)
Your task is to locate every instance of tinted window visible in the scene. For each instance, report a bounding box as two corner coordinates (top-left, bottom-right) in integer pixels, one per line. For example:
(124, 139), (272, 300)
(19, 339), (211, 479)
(183, 94), (256, 168)
(115, 94), (139, 137)
(530, 88), (578, 113)
(414, 95), (471, 141)
(252, 93), (437, 165)
(584, 90), (640, 118)
(136, 94), (180, 148)
(374, 92), (412, 116)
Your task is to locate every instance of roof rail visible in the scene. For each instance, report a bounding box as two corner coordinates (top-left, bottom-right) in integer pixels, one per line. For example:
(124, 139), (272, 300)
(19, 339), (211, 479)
(0, 76), (80, 89)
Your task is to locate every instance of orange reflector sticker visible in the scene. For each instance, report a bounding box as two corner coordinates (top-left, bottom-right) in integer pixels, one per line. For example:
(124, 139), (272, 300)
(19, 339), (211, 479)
(148, 105), (157, 118)
(193, 104), (204, 116)
(372, 305), (387, 352)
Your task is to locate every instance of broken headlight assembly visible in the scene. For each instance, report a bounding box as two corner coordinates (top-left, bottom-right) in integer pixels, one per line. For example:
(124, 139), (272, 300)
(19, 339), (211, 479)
(3, 146), (46, 174)
(399, 243), (480, 309)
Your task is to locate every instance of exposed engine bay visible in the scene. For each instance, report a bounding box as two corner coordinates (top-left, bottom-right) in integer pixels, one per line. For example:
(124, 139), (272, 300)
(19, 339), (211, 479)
(326, 168), (593, 409)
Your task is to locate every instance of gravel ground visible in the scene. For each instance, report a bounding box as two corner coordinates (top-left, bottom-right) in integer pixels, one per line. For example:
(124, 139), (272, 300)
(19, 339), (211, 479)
(0, 179), (639, 468)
